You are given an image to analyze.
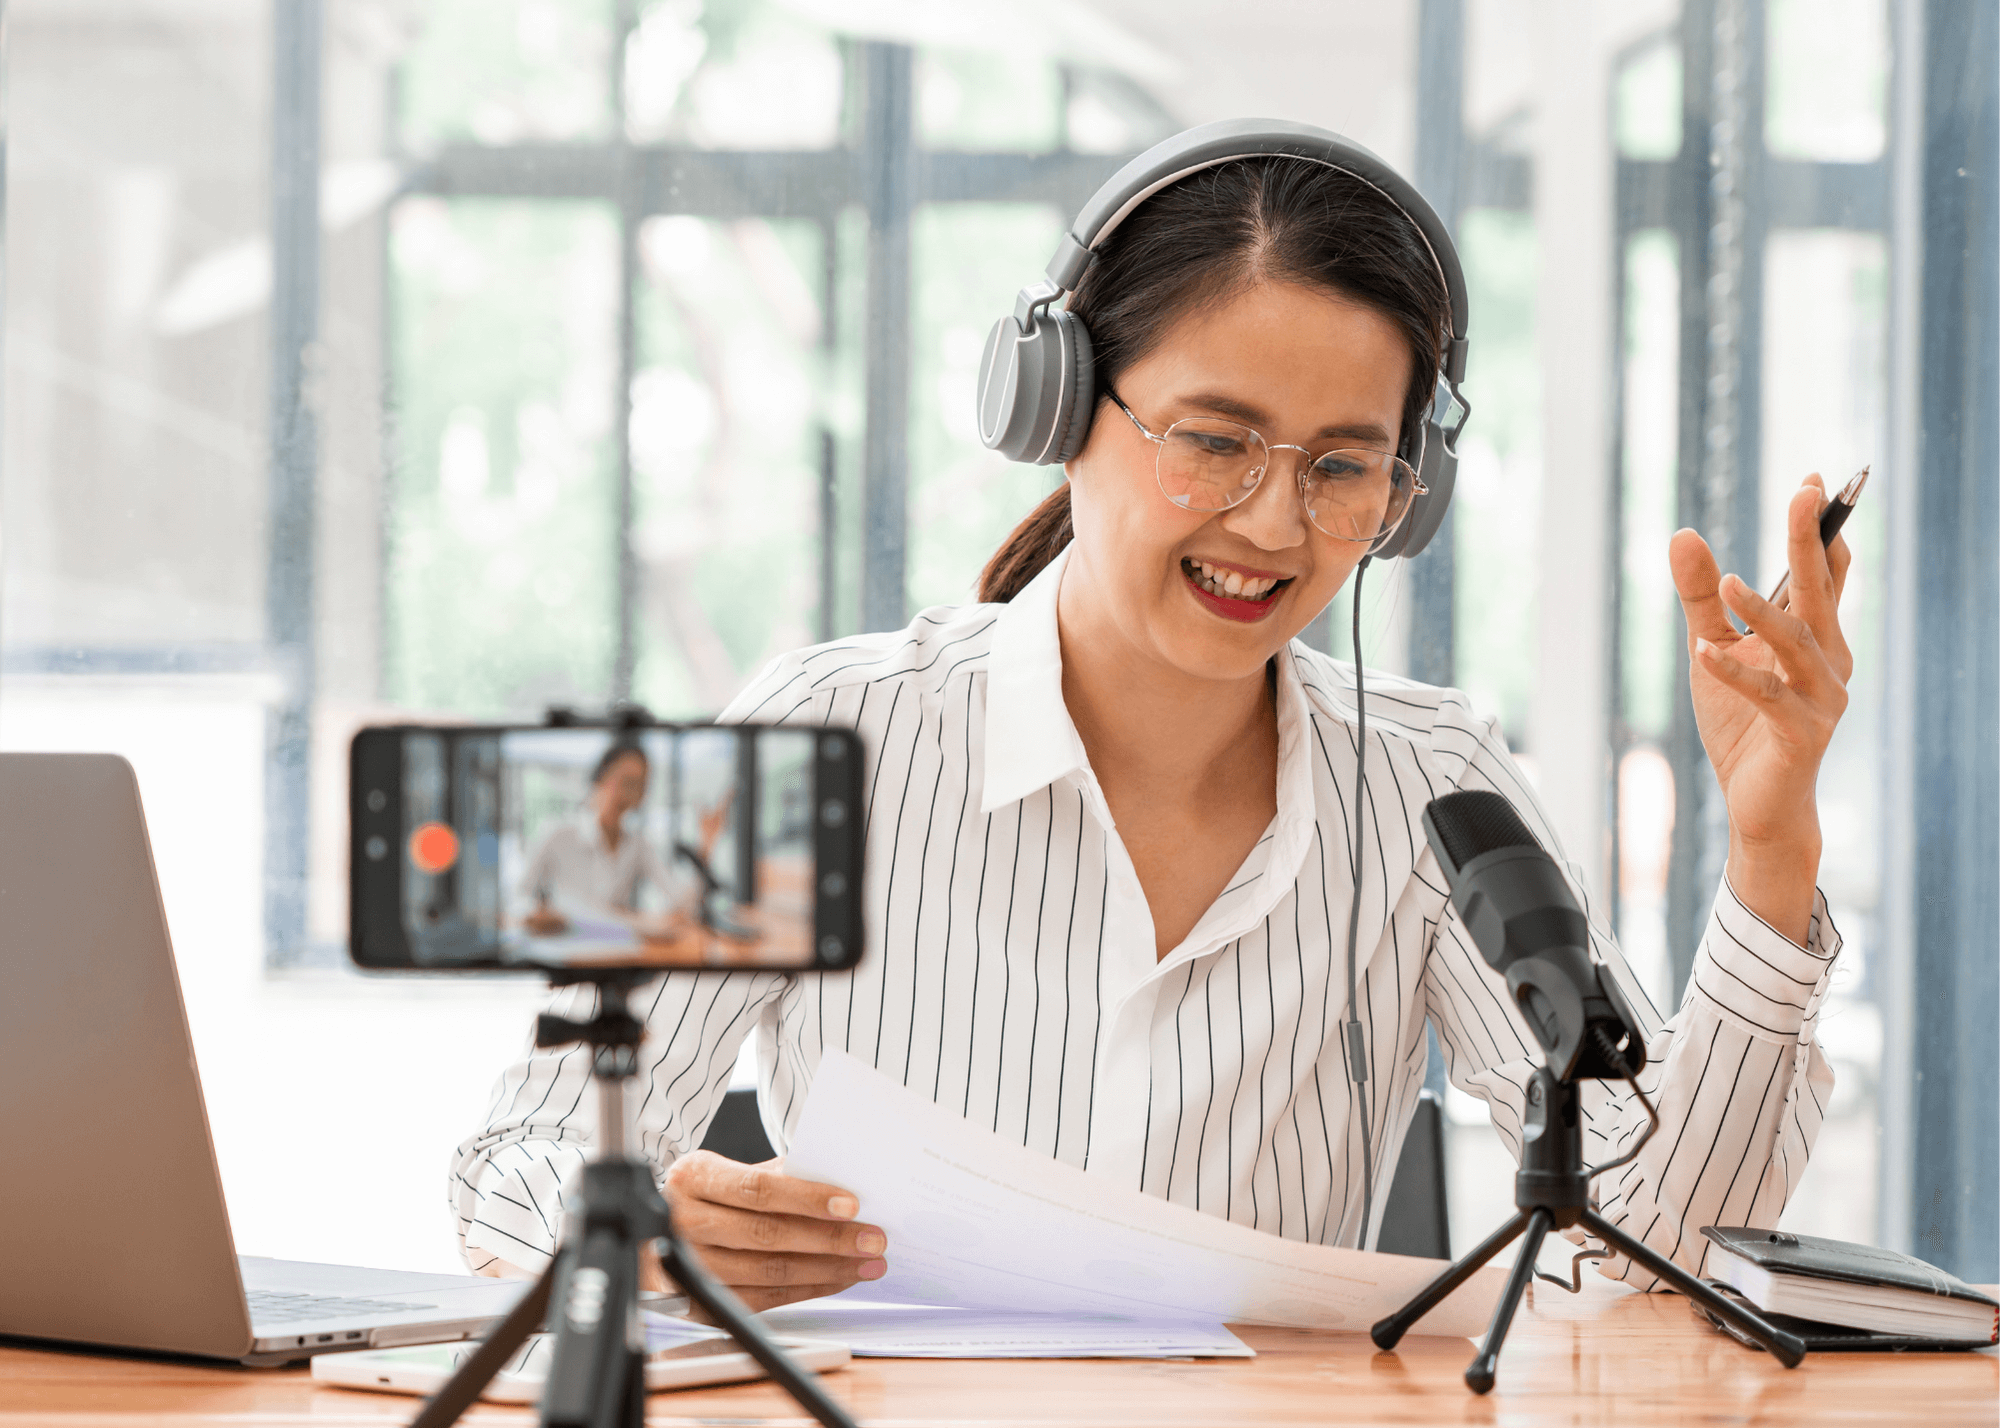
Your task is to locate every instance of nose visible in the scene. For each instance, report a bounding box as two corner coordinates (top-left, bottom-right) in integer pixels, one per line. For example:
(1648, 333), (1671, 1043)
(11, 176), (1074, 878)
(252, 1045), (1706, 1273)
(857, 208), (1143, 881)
(1218, 446), (1312, 551)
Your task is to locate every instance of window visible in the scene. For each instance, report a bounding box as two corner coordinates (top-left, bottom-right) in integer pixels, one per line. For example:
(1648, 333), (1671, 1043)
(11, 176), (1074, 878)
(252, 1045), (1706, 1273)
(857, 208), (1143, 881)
(4, 0), (1989, 1279)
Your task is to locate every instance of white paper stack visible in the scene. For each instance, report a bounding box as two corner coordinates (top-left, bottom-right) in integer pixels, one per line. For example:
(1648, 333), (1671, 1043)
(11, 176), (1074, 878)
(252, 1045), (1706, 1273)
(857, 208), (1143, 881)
(781, 1050), (1505, 1340)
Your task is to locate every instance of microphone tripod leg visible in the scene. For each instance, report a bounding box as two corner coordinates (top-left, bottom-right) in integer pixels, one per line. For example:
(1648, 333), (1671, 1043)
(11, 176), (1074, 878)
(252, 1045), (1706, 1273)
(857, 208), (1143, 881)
(1464, 1208), (1553, 1395)
(409, 1262), (555, 1428)
(1371, 1209), (1534, 1350)
(1577, 1210), (1807, 1368)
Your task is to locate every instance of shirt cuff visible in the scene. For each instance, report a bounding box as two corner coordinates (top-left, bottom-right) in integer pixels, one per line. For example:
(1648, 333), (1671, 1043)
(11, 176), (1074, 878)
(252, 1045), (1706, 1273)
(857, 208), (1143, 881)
(459, 1145), (583, 1275)
(1685, 874), (1843, 1041)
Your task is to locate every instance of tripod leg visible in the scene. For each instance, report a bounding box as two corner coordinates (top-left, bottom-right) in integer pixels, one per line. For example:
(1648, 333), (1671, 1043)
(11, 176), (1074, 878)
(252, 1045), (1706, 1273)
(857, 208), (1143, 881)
(657, 1237), (860, 1428)
(616, 1337), (645, 1428)
(410, 1263), (555, 1428)
(1578, 1211), (1807, 1368)
(1464, 1208), (1552, 1394)
(1371, 1210), (1533, 1350)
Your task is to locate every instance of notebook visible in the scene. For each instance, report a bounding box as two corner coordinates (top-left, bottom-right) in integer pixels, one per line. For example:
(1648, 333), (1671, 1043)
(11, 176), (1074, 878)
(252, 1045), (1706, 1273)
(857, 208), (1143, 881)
(1701, 1226), (1998, 1346)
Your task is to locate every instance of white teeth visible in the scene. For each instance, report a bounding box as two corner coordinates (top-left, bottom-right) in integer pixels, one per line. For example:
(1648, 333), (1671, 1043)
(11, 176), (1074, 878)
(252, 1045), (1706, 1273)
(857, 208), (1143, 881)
(1183, 559), (1284, 602)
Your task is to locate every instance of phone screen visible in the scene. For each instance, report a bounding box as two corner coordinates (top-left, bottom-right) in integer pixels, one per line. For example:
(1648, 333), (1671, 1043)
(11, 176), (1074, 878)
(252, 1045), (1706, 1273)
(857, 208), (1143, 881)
(350, 723), (862, 973)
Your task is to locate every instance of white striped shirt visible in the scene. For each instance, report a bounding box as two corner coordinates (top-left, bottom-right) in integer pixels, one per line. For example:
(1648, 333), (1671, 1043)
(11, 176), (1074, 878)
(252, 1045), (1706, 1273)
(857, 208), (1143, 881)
(452, 547), (1841, 1287)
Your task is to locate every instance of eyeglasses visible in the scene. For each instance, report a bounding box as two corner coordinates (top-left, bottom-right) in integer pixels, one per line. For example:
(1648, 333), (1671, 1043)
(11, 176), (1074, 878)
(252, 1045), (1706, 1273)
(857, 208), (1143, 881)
(1106, 388), (1426, 545)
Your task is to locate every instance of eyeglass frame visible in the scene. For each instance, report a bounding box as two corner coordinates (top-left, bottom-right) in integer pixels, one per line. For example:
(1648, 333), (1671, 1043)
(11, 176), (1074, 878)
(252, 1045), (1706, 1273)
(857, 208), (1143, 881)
(1101, 385), (1428, 547)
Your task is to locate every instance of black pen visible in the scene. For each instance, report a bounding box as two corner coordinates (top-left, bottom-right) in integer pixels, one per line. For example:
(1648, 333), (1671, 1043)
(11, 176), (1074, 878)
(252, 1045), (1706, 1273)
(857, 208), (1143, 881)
(1762, 466), (1869, 613)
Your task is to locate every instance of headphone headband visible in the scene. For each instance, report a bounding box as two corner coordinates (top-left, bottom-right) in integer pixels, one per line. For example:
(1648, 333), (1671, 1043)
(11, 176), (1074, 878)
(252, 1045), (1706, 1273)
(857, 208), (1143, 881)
(975, 118), (1472, 559)
(1051, 119), (1467, 376)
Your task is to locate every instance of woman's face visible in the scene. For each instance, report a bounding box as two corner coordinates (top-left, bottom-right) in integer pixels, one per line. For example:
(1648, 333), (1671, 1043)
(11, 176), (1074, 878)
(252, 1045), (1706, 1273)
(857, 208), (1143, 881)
(595, 751), (649, 820)
(1062, 279), (1414, 683)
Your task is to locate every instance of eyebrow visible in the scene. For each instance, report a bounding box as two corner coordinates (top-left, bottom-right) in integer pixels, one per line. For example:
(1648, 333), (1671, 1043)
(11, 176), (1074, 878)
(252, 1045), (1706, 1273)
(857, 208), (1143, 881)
(1171, 391), (1396, 448)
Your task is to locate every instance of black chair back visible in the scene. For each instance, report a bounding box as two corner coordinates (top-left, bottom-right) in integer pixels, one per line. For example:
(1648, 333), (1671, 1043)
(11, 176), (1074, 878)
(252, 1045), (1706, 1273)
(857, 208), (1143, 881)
(1375, 1088), (1452, 1259)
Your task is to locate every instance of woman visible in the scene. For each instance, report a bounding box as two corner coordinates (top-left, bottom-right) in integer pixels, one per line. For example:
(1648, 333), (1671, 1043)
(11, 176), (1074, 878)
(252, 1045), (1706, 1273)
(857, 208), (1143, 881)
(518, 740), (687, 941)
(454, 139), (1849, 1314)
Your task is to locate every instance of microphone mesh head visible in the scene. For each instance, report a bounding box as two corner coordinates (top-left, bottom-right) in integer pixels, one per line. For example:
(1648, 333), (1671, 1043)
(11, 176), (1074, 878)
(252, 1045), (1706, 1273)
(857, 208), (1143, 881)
(1426, 790), (1541, 874)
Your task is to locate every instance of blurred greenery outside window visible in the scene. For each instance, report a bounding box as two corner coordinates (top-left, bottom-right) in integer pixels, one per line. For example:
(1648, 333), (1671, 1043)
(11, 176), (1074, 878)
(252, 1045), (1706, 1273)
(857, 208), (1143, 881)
(383, 0), (1160, 721)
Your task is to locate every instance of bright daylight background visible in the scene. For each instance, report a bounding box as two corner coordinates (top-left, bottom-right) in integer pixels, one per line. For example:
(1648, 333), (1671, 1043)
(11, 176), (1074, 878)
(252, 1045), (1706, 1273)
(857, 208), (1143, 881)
(2, 0), (1992, 1282)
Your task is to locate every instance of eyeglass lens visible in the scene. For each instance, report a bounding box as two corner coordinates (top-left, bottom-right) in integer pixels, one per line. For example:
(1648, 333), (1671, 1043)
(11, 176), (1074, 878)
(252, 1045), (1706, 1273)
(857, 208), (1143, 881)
(1156, 418), (1415, 542)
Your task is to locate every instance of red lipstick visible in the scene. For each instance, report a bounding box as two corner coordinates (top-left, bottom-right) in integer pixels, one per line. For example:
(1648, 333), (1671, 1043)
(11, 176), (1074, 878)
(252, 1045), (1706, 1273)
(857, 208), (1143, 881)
(1182, 562), (1285, 623)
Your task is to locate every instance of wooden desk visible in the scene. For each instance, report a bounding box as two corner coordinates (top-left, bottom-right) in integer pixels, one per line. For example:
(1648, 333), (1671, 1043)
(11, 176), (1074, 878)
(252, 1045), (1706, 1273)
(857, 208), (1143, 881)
(3, 1280), (1993, 1427)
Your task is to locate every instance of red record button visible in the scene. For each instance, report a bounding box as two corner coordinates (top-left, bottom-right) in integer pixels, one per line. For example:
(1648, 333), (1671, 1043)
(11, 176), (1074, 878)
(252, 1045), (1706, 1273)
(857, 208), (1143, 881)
(408, 821), (461, 875)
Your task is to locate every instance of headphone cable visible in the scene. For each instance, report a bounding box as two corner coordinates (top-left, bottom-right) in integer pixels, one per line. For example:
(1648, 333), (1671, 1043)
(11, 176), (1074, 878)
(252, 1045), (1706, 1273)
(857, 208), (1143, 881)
(1344, 555), (1375, 1250)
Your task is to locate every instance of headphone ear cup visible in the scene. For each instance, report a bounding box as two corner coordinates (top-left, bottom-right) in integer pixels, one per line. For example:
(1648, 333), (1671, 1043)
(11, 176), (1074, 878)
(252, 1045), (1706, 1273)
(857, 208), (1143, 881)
(976, 299), (1084, 465)
(1382, 413), (1455, 559)
(1051, 311), (1095, 465)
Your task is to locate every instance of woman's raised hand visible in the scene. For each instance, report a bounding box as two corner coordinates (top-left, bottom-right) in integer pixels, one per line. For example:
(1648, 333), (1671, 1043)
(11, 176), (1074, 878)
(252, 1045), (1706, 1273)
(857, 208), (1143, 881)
(1669, 474), (1853, 942)
(661, 1151), (888, 1313)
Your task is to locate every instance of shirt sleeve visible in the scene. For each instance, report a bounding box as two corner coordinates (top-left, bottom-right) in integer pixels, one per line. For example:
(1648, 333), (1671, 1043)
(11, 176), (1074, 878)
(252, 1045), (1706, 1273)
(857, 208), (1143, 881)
(1418, 708), (1842, 1289)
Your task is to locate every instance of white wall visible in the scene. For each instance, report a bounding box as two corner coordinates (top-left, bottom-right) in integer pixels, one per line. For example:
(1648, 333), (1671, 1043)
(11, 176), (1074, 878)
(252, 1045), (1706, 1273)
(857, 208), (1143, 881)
(0, 684), (550, 1274)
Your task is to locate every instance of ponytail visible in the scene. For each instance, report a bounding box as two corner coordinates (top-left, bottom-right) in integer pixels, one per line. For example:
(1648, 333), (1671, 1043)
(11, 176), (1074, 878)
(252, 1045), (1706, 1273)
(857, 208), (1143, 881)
(977, 483), (1073, 603)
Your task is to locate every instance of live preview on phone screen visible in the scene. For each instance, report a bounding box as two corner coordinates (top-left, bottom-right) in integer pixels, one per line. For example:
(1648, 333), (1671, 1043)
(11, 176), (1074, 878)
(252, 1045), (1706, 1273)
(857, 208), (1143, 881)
(349, 724), (863, 972)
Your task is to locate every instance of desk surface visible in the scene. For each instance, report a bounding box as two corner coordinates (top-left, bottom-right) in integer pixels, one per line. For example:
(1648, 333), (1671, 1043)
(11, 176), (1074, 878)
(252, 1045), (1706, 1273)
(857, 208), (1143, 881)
(3, 1280), (1994, 1427)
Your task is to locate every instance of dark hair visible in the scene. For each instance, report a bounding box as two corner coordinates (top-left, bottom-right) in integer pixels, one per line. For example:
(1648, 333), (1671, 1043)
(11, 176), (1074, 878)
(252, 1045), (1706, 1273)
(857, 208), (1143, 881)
(977, 156), (1451, 603)
(590, 739), (647, 785)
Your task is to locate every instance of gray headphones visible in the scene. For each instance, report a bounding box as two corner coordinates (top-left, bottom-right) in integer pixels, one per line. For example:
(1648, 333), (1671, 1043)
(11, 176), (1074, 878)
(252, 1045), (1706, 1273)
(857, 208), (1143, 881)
(973, 118), (1471, 559)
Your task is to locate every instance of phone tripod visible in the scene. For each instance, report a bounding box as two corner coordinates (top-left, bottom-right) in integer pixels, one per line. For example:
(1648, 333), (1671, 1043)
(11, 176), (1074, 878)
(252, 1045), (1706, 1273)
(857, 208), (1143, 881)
(1370, 1064), (1807, 1393)
(412, 972), (858, 1428)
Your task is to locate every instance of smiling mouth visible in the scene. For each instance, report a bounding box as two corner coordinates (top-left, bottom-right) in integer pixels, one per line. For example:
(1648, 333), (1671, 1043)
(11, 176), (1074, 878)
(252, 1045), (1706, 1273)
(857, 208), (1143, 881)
(1181, 557), (1291, 604)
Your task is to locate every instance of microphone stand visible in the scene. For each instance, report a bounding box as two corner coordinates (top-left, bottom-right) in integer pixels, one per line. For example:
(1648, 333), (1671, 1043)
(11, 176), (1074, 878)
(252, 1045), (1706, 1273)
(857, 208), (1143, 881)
(1370, 1059), (1807, 1394)
(410, 971), (858, 1428)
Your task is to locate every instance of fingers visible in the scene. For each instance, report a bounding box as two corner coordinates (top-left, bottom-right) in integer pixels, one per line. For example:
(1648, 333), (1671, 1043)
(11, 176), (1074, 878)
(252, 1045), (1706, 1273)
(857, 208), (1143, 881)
(1669, 528), (1738, 650)
(688, 1283), (857, 1319)
(677, 1196), (887, 1260)
(1712, 572), (1848, 716)
(666, 1151), (863, 1222)
(1781, 479), (1836, 615)
(693, 1244), (888, 1290)
(1694, 635), (1790, 710)
(1828, 531), (1852, 603)
(664, 1151), (890, 1309)
(1774, 478), (1855, 680)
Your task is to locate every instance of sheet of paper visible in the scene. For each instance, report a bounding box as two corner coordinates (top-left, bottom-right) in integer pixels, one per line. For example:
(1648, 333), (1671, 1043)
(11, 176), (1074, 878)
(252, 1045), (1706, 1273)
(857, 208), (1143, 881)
(643, 1302), (1244, 1361)
(643, 1313), (730, 1350)
(785, 1049), (1505, 1338)
(758, 1301), (1252, 1359)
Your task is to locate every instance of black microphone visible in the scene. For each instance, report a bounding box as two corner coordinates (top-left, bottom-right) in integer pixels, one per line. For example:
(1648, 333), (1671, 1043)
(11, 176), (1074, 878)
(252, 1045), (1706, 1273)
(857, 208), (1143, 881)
(1422, 790), (1646, 1082)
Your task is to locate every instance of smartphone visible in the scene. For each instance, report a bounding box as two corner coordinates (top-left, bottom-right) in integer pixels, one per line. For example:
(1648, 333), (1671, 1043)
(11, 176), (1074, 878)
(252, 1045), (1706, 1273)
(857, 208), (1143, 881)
(310, 1331), (851, 1401)
(349, 722), (864, 973)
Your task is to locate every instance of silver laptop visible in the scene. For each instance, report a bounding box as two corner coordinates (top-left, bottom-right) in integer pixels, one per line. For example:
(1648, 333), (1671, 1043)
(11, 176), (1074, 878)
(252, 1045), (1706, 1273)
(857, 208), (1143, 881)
(0, 753), (526, 1365)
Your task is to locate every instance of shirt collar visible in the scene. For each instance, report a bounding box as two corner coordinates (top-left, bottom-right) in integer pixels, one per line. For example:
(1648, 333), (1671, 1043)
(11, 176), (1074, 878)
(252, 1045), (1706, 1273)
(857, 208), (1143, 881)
(978, 542), (1320, 863)
(981, 544), (1090, 815)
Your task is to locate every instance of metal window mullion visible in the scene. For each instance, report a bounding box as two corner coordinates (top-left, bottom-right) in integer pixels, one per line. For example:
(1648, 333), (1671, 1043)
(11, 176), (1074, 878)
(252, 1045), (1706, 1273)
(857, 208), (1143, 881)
(819, 216), (839, 644)
(1665, 0), (1718, 1000)
(612, 0), (639, 705)
(266, 0), (323, 966)
(859, 43), (914, 635)
(1907, 0), (1999, 1282)
(1407, 0), (1465, 686)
